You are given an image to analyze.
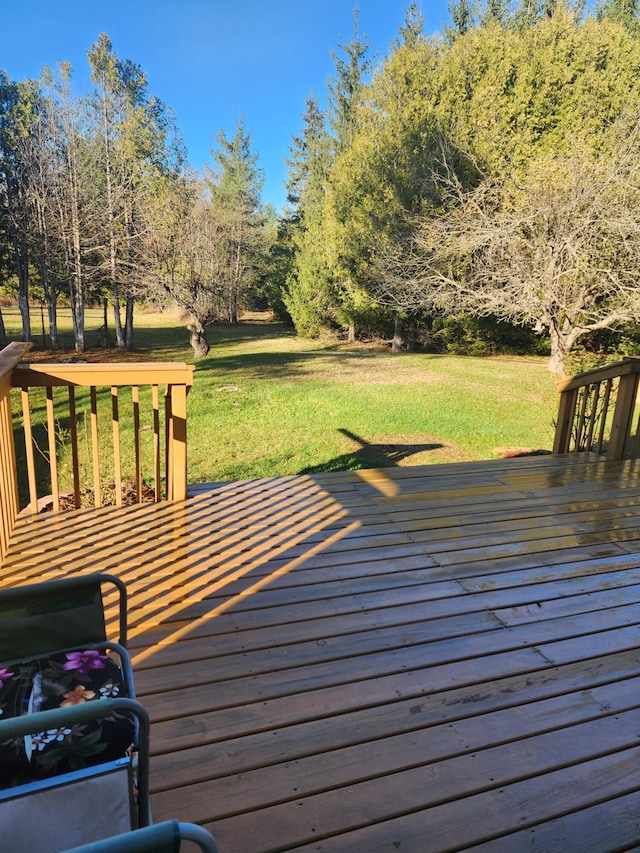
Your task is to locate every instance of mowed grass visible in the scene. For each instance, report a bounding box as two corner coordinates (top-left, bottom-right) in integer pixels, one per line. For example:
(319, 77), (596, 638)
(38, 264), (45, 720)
(12, 309), (562, 486)
(190, 325), (559, 482)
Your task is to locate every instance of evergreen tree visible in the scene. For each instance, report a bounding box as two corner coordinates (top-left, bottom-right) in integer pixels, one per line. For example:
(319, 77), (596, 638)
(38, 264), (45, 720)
(0, 72), (36, 341)
(285, 96), (329, 211)
(597, 0), (639, 27)
(282, 97), (334, 336)
(480, 0), (511, 27)
(323, 33), (442, 344)
(206, 116), (265, 326)
(327, 10), (372, 155)
(394, 3), (425, 50)
(446, 0), (475, 40)
(325, 11), (374, 339)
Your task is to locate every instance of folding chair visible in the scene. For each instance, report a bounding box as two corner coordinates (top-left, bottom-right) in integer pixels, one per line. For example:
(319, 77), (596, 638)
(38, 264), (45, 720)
(62, 820), (218, 852)
(0, 574), (150, 851)
(0, 698), (151, 851)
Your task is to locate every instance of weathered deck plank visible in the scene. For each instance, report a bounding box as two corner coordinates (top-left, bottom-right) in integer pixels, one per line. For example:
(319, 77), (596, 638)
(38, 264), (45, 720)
(4, 453), (640, 851)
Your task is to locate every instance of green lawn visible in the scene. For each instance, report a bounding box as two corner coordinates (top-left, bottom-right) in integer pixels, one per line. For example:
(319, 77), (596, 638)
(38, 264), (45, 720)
(183, 316), (560, 483)
(13, 309), (562, 486)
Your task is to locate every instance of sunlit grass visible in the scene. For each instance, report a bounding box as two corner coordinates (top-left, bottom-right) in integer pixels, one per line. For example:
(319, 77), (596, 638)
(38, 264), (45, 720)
(184, 320), (559, 482)
(15, 309), (561, 486)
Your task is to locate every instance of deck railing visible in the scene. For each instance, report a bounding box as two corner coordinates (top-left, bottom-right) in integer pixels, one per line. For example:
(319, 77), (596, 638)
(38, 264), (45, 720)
(0, 343), (33, 561)
(0, 343), (194, 564)
(553, 357), (640, 460)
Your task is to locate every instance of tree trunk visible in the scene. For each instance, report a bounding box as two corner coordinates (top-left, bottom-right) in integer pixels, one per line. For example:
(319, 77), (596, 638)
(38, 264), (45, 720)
(347, 319), (355, 343)
(392, 316), (404, 353)
(35, 222), (59, 350)
(47, 291), (58, 351)
(124, 205), (135, 349)
(60, 71), (85, 353)
(187, 323), (210, 358)
(547, 324), (578, 376)
(0, 309), (7, 349)
(112, 291), (125, 349)
(125, 293), (134, 349)
(71, 280), (85, 352)
(17, 270), (31, 342)
(7, 181), (31, 342)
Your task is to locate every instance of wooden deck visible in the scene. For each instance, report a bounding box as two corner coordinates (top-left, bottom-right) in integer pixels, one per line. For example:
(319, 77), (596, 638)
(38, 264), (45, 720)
(4, 452), (640, 851)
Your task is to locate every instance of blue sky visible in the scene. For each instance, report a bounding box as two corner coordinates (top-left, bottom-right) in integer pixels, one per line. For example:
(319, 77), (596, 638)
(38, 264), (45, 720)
(0, 1), (451, 211)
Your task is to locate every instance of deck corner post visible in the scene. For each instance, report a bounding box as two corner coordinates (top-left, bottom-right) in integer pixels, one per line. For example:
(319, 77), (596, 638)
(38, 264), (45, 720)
(166, 383), (188, 501)
(553, 387), (578, 454)
(607, 371), (639, 461)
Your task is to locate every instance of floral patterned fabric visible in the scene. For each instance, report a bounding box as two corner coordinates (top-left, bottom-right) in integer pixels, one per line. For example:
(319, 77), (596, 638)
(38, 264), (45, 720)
(0, 649), (133, 788)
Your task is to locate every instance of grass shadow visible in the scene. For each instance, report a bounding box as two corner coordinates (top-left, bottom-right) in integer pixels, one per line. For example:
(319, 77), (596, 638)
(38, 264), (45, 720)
(196, 344), (393, 382)
(299, 429), (445, 475)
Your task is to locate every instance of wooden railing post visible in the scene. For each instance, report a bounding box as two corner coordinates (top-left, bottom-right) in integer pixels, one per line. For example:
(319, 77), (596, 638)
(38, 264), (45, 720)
(0, 342), (32, 566)
(607, 370), (640, 461)
(166, 383), (188, 501)
(553, 387), (579, 454)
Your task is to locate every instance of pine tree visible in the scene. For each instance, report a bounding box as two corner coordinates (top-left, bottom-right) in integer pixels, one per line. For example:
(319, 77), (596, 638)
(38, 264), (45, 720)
(597, 0), (639, 27)
(282, 98), (335, 335)
(394, 3), (425, 49)
(0, 72), (35, 341)
(327, 10), (372, 154)
(207, 116), (265, 325)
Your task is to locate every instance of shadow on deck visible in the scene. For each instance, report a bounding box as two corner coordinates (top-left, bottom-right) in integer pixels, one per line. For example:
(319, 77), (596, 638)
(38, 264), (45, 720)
(4, 452), (640, 851)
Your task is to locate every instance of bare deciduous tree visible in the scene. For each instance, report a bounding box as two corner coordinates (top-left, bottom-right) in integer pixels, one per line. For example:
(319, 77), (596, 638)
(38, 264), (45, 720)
(144, 176), (236, 357)
(373, 133), (640, 374)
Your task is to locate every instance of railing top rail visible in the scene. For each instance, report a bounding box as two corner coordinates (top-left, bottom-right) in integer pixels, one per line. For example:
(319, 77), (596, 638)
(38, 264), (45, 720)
(12, 361), (195, 389)
(557, 357), (640, 393)
(0, 343), (32, 384)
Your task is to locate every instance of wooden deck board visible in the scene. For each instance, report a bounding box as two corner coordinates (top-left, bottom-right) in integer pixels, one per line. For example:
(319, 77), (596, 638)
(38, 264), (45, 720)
(4, 453), (640, 851)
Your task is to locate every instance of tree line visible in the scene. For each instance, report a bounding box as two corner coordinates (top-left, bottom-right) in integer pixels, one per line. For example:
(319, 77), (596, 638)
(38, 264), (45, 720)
(276, 0), (640, 373)
(2, 2), (640, 372)
(0, 33), (269, 357)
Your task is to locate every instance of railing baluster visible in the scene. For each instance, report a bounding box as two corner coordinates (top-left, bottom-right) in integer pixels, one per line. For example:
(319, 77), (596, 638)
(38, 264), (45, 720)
(68, 387), (82, 509)
(584, 382), (601, 452)
(112, 386), (122, 508)
(153, 385), (161, 502)
(595, 379), (613, 455)
(21, 388), (38, 516)
(132, 386), (141, 503)
(631, 409), (640, 460)
(45, 387), (59, 513)
(90, 387), (101, 509)
(0, 398), (10, 556)
(0, 392), (17, 540)
(575, 386), (591, 451)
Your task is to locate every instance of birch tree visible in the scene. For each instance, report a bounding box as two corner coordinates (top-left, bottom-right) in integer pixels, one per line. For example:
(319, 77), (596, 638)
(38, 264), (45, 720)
(87, 33), (183, 349)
